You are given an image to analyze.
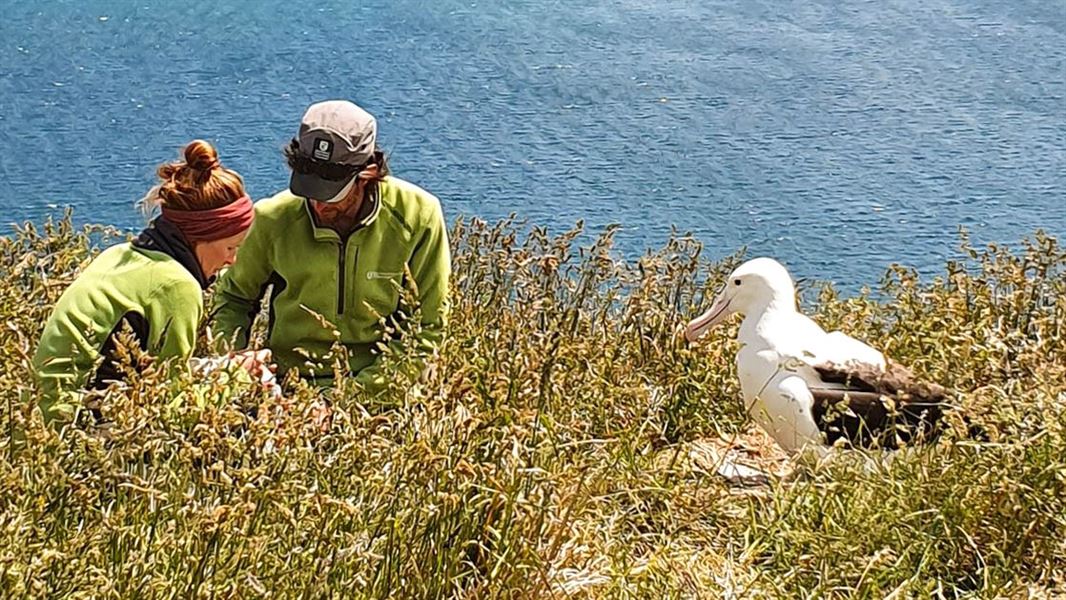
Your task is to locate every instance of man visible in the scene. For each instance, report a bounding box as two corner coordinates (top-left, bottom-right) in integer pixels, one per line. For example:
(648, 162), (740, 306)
(212, 100), (451, 393)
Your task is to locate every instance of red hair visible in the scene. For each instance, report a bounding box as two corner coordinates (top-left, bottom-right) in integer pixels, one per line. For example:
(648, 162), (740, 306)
(143, 140), (246, 212)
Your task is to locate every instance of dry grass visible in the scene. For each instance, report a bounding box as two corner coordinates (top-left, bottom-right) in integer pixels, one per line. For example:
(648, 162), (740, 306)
(1, 213), (1063, 598)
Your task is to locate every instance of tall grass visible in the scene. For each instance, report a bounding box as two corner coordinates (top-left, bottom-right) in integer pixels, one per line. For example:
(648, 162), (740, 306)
(1, 214), (1063, 598)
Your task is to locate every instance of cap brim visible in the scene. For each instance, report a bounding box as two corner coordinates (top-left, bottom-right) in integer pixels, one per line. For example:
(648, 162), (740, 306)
(290, 171), (351, 203)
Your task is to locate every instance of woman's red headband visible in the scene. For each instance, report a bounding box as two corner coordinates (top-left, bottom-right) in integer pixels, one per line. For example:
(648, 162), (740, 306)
(161, 195), (254, 242)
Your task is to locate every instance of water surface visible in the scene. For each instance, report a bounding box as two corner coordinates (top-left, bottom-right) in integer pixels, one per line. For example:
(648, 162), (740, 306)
(1, 0), (1062, 289)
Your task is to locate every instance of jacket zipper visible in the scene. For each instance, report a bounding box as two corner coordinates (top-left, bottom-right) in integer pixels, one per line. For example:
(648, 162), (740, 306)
(337, 238), (348, 315)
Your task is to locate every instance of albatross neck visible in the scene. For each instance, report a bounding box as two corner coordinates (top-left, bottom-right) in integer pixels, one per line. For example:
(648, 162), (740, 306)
(738, 290), (798, 344)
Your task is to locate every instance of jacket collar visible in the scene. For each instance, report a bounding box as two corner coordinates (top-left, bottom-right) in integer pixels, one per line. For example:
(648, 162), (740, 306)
(132, 217), (210, 289)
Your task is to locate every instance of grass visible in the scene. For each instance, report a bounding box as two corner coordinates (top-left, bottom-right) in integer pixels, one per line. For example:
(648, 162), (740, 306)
(1, 213), (1064, 598)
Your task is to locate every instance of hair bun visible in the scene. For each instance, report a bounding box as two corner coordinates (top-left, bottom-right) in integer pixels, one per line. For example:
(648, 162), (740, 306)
(142, 139), (245, 213)
(183, 139), (221, 172)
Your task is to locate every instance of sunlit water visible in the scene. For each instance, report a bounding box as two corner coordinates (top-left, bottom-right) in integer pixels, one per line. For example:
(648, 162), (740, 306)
(1, 0), (1062, 290)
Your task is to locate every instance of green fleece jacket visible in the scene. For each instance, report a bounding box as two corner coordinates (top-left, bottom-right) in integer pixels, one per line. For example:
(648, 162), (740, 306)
(32, 222), (206, 423)
(211, 176), (451, 391)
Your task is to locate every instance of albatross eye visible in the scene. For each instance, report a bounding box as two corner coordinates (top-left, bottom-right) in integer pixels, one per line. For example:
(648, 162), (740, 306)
(733, 278), (742, 286)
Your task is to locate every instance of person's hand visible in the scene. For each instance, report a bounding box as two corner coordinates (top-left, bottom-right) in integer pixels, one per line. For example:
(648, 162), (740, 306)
(229, 349), (276, 385)
(311, 398), (332, 433)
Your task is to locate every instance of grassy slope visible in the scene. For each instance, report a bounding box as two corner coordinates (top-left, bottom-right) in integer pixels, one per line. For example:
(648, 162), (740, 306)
(1, 215), (1063, 598)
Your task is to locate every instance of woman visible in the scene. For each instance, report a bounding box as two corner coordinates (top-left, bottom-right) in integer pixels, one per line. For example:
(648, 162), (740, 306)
(32, 140), (255, 424)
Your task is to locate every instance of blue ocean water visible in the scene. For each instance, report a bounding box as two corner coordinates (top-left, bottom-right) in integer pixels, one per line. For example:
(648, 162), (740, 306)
(1, 0), (1063, 289)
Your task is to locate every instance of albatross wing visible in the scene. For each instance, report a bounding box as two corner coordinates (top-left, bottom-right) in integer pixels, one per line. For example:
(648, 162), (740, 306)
(813, 330), (887, 372)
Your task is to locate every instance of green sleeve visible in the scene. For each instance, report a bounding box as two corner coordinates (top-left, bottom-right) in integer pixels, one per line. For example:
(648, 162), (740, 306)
(211, 214), (273, 349)
(35, 383), (83, 426)
(148, 279), (203, 363)
(355, 203), (452, 394)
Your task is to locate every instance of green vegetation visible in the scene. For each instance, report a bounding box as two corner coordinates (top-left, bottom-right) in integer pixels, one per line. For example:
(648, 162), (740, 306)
(2, 214), (1063, 598)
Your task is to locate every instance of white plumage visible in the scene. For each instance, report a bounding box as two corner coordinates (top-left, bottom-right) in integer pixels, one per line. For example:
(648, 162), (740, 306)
(685, 258), (895, 455)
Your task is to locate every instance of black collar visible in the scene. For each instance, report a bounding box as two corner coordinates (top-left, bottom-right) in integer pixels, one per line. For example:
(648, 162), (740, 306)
(132, 218), (210, 289)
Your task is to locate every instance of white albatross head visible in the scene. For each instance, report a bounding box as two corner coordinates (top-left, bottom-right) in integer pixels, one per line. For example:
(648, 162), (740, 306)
(684, 257), (798, 342)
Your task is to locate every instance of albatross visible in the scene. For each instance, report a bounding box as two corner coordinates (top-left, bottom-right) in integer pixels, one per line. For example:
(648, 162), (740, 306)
(684, 257), (953, 456)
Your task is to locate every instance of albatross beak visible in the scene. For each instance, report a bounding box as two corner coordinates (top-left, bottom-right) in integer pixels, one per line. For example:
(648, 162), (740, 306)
(685, 293), (733, 342)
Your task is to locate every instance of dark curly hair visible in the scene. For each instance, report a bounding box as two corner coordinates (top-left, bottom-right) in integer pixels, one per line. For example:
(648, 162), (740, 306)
(284, 138), (390, 182)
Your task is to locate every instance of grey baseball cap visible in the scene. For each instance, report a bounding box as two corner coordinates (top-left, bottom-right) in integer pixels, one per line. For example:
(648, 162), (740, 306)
(289, 100), (377, 201)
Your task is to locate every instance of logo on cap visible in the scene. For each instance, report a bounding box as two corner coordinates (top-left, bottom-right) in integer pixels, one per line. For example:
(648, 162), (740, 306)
(313, 138), (333, 161)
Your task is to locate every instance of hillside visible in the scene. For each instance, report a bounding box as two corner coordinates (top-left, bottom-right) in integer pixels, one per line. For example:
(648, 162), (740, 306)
(1, 215), (1063, 598)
